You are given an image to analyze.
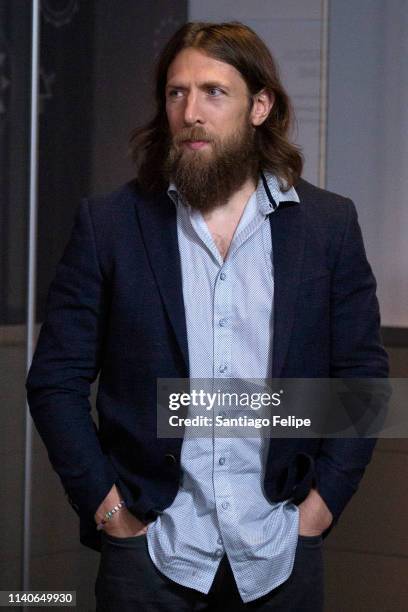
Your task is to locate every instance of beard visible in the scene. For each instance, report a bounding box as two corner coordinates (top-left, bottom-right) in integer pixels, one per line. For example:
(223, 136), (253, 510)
(163, 117), (260, 212)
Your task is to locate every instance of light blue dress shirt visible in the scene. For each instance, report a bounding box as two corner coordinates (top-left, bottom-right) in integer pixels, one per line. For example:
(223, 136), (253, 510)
(146, 171), (301, 603)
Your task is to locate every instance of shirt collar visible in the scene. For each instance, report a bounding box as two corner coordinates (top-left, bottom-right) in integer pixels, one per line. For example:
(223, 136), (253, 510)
(167, 170), (300, 215)
(256, 171), (300, 214)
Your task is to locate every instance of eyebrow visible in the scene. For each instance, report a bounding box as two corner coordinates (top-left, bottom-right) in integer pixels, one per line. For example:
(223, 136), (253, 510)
(166, 80), (230, 92)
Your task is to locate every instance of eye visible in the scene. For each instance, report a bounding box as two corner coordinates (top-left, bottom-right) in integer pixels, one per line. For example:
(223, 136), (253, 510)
(207, 87), (223, 97)
(167, 89), (183, 99)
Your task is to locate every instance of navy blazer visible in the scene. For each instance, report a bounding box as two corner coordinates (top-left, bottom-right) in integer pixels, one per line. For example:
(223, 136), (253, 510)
(26, 177), (389, 552)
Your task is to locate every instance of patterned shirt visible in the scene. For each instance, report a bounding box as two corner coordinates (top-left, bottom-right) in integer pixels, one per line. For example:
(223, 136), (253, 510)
(146, 171), (301, 603)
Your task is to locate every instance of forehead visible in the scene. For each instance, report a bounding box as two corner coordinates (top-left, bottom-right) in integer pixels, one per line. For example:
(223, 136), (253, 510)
(166, 47), (247, 90)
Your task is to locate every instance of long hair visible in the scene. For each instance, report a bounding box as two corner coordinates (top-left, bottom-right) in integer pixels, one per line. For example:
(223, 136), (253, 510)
(129, 21), (303, 194)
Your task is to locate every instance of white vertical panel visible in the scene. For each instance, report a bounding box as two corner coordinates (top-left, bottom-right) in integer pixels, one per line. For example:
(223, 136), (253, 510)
(376, 1), (408, 326)
(327, 0), (408, 327)
(24, 0), (41, 597)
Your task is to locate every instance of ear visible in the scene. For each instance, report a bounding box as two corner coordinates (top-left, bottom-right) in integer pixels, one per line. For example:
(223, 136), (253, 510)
(250, 88), (274, 127)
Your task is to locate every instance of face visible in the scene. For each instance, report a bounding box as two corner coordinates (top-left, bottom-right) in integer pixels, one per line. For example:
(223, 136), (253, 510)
(165, 47), (255, 149)
(163, 47), (273, 211)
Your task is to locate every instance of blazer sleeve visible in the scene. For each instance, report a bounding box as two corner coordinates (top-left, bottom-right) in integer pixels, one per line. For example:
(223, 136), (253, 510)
(26, 199), (121, 522)
(314, 198), (390, 526)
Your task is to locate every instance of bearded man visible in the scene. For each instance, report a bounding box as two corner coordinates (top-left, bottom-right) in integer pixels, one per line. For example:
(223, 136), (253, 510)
(26, 21), (389, 612)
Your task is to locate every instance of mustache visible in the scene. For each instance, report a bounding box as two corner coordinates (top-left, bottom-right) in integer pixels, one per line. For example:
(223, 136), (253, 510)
(172, 128), (213, 146)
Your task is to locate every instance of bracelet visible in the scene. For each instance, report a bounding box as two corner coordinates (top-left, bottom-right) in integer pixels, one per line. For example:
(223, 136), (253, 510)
(96, 500), (127, 531)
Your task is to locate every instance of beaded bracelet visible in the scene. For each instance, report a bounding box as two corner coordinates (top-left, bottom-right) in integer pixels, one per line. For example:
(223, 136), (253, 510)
(96, 500), (127, 531)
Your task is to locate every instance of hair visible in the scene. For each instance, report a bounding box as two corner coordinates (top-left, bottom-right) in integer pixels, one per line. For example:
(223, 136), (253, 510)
(129, 21), (303, 194)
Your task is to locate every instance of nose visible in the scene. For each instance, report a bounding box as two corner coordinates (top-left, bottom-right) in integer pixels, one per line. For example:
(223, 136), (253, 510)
(183, 91), (204, 126)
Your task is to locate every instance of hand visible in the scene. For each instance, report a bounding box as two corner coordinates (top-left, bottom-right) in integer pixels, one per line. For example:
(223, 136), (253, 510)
(94, 484), (149, 538)
(103, 507), (149, 538)
(298, 488), (333, 536)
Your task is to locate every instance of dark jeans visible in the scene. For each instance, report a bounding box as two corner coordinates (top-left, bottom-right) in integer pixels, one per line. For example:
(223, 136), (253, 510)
(95, 532), (324, 611)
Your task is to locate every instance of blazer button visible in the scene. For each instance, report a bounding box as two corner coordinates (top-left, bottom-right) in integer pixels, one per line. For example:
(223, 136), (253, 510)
(164, 453), (177, 465)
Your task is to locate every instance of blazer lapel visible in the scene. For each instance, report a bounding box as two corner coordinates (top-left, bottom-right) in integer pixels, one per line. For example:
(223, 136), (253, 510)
(133, 188), (190, 375)
(269, 202), (306, 378)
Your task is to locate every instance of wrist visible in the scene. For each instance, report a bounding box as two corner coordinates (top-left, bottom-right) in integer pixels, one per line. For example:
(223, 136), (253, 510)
(94, 484), (124, 524)
(96, 500), (127, 531)
(298, 488), (333, 531)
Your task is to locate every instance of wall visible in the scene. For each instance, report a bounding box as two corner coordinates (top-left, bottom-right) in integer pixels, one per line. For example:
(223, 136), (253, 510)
(327, 0), (408, 327)
(325, 3), (408, 609)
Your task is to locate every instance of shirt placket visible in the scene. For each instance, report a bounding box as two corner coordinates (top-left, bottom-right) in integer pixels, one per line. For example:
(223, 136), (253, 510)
(211, 257), (234, 558)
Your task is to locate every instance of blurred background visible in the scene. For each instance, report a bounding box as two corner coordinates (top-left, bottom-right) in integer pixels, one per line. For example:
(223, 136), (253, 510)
(1, 1), (407, 610)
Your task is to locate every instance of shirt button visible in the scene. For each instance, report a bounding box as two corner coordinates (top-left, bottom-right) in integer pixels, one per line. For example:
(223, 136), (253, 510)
(215, 548), (224, 557)
(219, 318), (227, 327)
(220, 272), (226, 280)
(218, 364), (227, 373)
(218, 457), (226, 465)
(217, 536), (223, 545)
(221, 501), (230, 510)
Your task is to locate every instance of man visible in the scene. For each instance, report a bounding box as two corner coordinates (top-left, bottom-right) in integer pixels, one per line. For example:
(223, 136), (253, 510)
(26, 21), (389, 611)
